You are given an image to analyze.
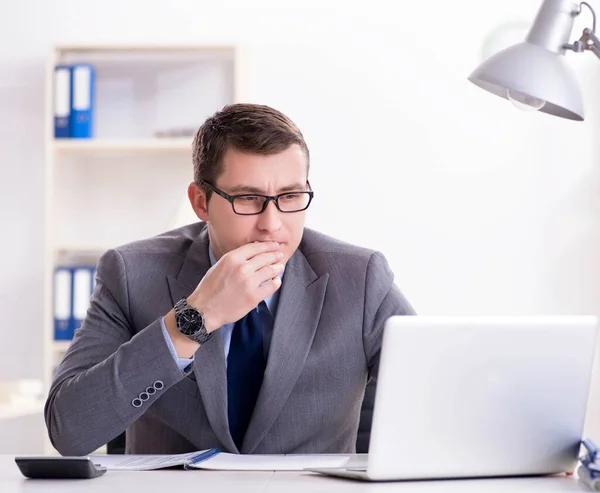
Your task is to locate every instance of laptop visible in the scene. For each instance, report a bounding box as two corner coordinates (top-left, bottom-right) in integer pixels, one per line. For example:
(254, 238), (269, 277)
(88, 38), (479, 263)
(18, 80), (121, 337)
(308, 315), (598, 481)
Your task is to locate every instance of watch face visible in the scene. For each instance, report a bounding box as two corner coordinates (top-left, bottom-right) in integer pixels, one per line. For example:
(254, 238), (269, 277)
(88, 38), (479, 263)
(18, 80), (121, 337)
(177, 307), (203, 336)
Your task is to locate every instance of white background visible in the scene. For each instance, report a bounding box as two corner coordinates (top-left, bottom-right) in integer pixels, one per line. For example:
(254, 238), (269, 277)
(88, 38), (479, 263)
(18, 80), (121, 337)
(1, 0), (600, 441)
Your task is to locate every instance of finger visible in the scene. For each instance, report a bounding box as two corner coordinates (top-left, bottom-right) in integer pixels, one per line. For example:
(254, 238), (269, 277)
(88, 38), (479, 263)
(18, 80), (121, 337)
(235, 241), (280, 261)
(244, 251), (284, 274)
(253, 262), (285, 286)
(257, 274), (282, 298)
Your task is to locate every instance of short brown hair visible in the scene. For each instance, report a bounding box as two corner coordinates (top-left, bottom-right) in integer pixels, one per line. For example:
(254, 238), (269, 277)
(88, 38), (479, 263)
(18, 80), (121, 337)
(192, 103), (310, 199)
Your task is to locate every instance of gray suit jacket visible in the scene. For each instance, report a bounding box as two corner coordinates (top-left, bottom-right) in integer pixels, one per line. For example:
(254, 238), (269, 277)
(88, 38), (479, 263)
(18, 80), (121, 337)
(45, 223), (415, 456)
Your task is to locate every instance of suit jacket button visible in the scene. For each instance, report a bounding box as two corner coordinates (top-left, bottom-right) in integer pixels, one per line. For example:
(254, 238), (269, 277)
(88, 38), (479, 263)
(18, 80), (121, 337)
(139, 391), (150, 401)
(146, 386), (156, 395)
(153, 380), (164, 391)
(132, 397), (143, 408)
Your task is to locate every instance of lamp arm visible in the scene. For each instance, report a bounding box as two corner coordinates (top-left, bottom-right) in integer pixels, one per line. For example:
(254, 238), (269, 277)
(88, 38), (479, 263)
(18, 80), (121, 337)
(580, 1), (597, 32)
(584, 29), (600, 58)
(566, 27), (600, 58)
(564, 1), (600, 59)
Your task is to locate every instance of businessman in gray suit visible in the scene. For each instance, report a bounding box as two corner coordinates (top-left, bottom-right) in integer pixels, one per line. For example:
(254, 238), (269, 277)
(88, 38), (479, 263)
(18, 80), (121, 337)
(45, 103), (415, 456)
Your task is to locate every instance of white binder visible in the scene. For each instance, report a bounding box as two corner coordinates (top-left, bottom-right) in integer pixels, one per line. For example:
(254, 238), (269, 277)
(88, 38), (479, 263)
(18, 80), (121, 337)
(72, 267), (93, 331)
(53, 268), (72, 340)
(53, 65), (72, 138)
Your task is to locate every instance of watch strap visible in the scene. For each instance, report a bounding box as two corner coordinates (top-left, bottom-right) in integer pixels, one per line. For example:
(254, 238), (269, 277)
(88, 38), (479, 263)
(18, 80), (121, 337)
(174, 297), (212, 345)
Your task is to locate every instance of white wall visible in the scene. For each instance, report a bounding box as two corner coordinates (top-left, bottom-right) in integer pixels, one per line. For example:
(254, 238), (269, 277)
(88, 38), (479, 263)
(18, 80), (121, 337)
(0, 1), (49, 381)
(2, 0), (600, 437)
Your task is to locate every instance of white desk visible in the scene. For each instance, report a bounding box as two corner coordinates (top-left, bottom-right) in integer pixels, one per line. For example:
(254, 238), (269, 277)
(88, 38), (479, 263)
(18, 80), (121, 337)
(0, 455), (592, 493)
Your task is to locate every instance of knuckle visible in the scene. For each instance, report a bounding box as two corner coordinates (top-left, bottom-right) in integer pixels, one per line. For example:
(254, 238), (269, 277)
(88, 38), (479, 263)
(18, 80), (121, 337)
(221, 252), (235, 267)
(229, 252), (242, 265)
(237, 266), (249, 281)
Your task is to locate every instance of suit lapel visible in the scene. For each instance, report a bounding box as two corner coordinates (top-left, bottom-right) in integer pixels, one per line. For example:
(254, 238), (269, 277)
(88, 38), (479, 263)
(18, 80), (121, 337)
(191, 332), (236, 451)
(166, 226), (238, 453)
(242, 248), (329, 453)
(166, 226), (211, 306)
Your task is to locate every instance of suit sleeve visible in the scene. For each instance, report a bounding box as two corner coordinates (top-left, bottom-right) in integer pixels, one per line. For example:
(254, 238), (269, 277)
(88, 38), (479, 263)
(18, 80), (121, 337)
(362, 251), (416, 381)
(161, 317), (195, 371)
(44, 248), (189, 456)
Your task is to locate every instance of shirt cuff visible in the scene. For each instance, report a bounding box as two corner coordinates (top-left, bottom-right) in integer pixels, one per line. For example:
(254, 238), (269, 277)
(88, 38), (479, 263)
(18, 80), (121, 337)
(160, 317), (194, 372)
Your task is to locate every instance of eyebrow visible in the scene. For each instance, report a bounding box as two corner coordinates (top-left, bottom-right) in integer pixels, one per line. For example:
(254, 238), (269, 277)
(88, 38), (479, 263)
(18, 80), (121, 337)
(228, 183), (306, 194)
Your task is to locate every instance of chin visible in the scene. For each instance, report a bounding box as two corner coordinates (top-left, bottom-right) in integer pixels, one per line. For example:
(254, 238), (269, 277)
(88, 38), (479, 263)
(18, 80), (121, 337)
(282, 243), (300, 262)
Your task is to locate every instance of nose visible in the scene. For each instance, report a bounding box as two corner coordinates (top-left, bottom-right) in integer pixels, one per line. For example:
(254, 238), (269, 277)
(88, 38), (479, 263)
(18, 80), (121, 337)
(256, 199), (282, 233)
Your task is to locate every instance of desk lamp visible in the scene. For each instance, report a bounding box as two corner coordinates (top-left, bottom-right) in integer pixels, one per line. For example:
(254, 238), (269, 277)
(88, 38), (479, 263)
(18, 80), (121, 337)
(468, 0), (599, 121)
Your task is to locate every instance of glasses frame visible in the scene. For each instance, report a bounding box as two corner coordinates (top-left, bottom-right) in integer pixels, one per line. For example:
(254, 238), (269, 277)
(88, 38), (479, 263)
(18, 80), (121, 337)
(200, 180), (314, 216)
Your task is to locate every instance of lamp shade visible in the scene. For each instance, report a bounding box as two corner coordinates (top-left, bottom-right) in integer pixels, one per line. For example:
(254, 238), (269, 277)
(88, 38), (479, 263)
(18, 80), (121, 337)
(468, 41), (584, 121)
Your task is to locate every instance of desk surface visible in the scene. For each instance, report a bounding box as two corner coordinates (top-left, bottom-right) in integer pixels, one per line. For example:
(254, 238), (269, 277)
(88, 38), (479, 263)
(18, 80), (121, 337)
(0, 455), (592, 492)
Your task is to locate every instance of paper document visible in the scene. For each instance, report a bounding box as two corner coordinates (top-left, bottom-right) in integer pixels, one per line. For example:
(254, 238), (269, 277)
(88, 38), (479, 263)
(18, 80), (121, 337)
(187, 453), (350, 471)
(89, 450), (215, 470)
(89, 450), (350, 471)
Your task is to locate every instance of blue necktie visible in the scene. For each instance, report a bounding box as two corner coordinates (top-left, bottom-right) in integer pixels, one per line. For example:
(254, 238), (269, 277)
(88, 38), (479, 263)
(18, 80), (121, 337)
(227, 303), (266, 449)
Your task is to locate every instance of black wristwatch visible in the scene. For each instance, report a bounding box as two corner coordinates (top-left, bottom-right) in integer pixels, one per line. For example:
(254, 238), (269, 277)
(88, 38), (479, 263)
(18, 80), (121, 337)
(173, 297), (212, 344)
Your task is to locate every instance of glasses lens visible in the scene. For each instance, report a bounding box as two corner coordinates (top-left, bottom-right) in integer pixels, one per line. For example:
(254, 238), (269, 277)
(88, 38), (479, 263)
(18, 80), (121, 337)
(277, 192), (311, 212)
(232, 196), (267, 215)
(232, 192), (311, 215)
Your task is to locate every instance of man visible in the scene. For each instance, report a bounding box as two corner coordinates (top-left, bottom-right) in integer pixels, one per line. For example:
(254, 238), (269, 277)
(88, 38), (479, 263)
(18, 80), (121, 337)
(45, 103), (415, 457)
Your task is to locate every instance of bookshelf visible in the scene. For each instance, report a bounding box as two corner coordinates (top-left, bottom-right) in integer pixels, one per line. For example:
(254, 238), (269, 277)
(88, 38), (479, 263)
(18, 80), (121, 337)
(38, 44), (242, 451)
(52, 137), (193, 152)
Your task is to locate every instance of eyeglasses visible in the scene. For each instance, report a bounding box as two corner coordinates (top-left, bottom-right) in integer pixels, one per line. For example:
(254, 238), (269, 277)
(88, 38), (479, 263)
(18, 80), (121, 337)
(200, 180), (314, 216)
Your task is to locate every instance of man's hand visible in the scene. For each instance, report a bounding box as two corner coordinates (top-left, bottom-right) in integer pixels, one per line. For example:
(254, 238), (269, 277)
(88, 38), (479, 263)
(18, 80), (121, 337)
(187, 241), (284, 332)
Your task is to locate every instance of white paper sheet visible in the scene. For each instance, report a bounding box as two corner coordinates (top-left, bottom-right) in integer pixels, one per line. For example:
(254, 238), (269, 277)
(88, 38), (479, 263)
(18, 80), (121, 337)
(189, 453), (351, 471)
(89, 451), (351, 471)
(89, 451), (202, 470)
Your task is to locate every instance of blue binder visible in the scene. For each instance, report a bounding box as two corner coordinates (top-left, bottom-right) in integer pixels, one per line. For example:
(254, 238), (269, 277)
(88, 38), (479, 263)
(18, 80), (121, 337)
(53, 267), (74, 340)
(53, 65), (72, 138)
(70, 64), (95, 138)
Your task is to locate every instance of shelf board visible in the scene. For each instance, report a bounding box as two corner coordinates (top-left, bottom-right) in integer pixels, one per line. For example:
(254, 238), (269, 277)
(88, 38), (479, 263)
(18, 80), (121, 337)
(55, 44), (235, 54)
(54, 245), (110, 254)
(53, 341), (72, 352)
(52, 138), (193, 152)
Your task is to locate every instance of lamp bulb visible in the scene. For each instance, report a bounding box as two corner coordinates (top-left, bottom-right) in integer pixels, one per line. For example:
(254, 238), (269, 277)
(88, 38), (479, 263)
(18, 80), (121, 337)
(506, 89), (546, 111)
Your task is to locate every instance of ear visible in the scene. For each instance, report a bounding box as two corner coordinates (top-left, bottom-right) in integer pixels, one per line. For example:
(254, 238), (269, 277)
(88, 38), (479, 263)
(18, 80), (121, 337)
(188, 182), (209, 222)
